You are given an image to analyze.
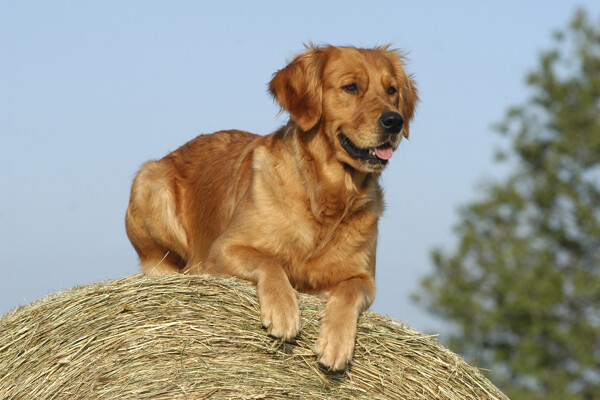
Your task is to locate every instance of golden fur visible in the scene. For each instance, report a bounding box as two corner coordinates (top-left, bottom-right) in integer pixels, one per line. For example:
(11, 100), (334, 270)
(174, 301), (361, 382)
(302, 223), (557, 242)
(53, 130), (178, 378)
(125, 45), (418, 370)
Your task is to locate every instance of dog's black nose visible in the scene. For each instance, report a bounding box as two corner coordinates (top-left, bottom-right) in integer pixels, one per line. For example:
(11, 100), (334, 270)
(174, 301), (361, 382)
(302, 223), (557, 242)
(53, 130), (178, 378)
(379, 111), (404, 134)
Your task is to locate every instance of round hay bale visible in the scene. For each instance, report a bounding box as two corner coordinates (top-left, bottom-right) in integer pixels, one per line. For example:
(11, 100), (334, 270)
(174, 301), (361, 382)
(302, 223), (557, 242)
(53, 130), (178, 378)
(0, 274), (508, 399)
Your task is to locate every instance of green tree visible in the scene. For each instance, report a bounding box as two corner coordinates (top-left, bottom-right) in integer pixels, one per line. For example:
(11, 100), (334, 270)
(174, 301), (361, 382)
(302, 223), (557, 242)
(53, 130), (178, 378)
(415, 9), (600, 400)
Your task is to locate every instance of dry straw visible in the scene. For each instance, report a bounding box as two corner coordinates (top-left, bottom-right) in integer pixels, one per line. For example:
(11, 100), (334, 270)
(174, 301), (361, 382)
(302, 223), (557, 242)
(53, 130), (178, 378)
(0, 274), (508, 399)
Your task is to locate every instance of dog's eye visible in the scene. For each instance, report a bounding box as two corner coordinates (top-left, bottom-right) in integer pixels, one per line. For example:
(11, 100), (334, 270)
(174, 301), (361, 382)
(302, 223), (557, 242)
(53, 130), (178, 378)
(387, 86), (397, 95)
(342, 83), (359, 93)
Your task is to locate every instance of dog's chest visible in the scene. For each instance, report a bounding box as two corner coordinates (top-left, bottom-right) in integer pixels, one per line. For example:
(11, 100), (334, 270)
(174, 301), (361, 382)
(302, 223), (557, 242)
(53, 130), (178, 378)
(253, 182), (378, 280)
(249, 147), (381, 288)
(287, 201), (379, 291)
(253, 191), (352, 254)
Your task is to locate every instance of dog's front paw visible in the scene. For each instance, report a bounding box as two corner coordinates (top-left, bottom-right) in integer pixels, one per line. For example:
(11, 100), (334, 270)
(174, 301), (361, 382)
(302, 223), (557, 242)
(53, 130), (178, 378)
(314, 318), (356, 371)
(258, 285), (300, 341)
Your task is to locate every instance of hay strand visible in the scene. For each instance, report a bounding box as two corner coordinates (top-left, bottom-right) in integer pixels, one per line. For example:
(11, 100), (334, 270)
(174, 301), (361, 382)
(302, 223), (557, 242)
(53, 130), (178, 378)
(0, 274), (508, 399)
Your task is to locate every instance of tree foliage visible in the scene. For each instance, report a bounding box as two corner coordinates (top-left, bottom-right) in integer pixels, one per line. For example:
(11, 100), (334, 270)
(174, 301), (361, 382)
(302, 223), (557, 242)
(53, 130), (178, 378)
(416, 9), (600, 400)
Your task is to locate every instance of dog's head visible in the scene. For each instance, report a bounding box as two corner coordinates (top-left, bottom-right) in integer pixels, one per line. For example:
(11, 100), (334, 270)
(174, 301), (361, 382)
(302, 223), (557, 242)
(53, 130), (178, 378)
(269, 45), (418, 173)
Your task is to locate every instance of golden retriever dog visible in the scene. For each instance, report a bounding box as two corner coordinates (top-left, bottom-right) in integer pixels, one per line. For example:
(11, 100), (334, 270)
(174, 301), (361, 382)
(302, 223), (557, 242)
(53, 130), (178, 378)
(125, 45), (418, 370)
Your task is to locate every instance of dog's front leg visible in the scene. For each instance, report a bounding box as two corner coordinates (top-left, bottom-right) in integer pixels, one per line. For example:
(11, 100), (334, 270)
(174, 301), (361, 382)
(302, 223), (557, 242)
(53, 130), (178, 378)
(315, 275), (375, 371)
(206, 243), (300, 341)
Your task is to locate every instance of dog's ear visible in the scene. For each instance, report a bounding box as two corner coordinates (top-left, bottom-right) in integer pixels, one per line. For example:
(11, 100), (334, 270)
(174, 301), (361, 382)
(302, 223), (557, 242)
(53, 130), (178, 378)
(382, 48), (418, 138)
(269, 46), (324, 132)
(400, 75), (418, 139)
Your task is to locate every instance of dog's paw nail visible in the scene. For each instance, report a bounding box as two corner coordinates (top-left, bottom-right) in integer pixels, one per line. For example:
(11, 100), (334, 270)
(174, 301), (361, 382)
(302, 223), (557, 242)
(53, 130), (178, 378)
(316, 352), (350, 371)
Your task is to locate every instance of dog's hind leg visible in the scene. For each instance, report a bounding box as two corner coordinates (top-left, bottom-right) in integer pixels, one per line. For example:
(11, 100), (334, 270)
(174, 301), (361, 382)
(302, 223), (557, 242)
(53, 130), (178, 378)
(125, 161), (189, 275)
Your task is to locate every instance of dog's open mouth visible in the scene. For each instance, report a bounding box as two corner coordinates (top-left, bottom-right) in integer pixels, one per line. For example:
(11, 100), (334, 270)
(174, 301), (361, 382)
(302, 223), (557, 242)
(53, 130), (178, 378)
(338, 134), (393, 164)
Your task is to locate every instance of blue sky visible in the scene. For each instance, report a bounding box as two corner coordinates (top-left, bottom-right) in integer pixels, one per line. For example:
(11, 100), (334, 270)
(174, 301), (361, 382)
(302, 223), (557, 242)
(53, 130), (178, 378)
(2, 1), (599, 335)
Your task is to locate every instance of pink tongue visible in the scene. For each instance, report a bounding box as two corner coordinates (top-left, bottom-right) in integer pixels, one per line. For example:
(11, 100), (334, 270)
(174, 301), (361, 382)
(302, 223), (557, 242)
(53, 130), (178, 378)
(374, 146), (393, 160)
